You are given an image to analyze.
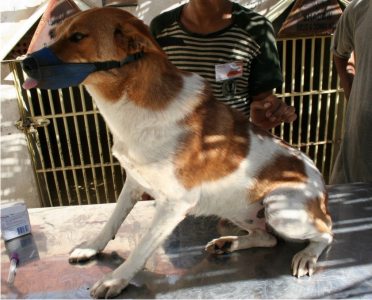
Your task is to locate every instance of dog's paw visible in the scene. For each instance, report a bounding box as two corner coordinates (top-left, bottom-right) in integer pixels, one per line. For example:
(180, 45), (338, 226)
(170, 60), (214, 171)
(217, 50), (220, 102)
(90, 274), (129, 299)
(69, 246), (99, 263)
(291, 250), (317, 277)
(205, 236), (238, 254)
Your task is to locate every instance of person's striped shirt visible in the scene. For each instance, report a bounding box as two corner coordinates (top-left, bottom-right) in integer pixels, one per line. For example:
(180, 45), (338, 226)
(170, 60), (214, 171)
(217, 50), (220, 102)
(150, 3), (283, 116)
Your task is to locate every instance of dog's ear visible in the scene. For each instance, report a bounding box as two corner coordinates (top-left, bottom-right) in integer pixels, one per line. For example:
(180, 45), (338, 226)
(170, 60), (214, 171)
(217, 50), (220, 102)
(114, 19), (165, 56)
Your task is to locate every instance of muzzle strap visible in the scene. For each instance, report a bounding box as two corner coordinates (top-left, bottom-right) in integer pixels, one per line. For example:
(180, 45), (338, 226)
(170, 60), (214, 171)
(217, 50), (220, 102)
(94, 51), (144, 71)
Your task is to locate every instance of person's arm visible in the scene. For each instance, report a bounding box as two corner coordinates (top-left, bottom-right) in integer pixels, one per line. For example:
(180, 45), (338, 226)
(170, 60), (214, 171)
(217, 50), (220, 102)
(333, 52), (355, 101)
(250, 90), (297, 130)
(244, 13), (296, 130)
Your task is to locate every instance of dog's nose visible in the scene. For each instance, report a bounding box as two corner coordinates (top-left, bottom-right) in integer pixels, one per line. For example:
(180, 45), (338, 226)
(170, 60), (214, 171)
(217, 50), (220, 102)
(22, 56), (39, 75)
(22, 47), (61, 79)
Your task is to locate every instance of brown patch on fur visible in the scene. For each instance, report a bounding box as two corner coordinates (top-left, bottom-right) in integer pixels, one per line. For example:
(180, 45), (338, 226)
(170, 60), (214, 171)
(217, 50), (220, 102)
(50, 7), (183, 108)
(175, 87), (250, 189)
(307, 194), (333, 234)
(248, 154), (308, 203)
(125, 54), (184, 110)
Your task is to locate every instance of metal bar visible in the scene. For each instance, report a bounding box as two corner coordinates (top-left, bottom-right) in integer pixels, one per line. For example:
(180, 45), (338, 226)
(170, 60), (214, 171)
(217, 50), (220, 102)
(279, 39), (286, 139)
(47, 89), (73, 205)
(35, 162), (121, 173)
(305, 37), (315, 155)
(278, 89), (340, 97)
(292, 140), (335, 147)
(297, 38), (305, 152)
(321, 37), (335, 177)
(58, 89), (82, 205)
(28, 110), (98, 119)
(314, 37), (326, 166)
(290, 39), (296, 146)
(79, 86), (100, 204)
(33, 88), (55, 206)
(69, 87), (92, 204)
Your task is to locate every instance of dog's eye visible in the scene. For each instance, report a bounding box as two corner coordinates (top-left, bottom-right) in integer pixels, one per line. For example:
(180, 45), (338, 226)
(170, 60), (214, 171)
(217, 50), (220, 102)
(114, 28), (123, 36)
(69, 32), (87, 43)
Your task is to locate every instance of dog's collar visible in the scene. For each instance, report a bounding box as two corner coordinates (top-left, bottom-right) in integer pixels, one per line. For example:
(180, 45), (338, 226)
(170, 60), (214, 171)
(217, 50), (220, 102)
(93, 51), (144, 71)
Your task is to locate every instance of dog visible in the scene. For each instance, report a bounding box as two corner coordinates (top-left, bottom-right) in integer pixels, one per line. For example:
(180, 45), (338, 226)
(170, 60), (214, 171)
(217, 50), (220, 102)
(22, 7), (333, 298)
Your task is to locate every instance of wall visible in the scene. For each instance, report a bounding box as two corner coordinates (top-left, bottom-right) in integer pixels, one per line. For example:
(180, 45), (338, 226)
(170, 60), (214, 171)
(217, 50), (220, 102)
(0, 78), (41, 208)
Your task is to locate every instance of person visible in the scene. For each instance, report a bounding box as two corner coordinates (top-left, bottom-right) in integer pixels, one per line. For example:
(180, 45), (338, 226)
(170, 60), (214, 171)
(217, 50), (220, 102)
(330, 0), (372, 184)
(149, 0), (296, 130)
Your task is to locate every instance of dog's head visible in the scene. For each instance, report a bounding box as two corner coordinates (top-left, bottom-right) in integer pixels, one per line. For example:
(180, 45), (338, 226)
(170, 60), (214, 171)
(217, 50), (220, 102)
(22, 8), (164, 90)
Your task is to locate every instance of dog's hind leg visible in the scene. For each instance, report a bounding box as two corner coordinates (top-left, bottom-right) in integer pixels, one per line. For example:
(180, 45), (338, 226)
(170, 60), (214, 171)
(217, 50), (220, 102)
(264, 190), (333, 277)
(69, 174), (143, 263)
(290, 233), (332, 277)
(205, 228), (277, 254)
(89, 194), (197, 299)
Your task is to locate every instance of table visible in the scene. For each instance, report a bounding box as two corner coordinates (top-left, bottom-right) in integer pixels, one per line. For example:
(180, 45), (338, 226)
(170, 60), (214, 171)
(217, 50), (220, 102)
(1, 183), (372, 299)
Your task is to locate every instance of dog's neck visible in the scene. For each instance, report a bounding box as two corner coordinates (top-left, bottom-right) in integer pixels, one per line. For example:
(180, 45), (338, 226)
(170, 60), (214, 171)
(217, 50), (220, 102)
(84, 51), (206, 163)
(85, 52), (183, 108)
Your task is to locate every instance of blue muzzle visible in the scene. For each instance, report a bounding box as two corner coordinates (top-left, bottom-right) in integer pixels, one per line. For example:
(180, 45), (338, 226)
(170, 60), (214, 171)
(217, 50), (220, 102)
(21, 47), (143, 90)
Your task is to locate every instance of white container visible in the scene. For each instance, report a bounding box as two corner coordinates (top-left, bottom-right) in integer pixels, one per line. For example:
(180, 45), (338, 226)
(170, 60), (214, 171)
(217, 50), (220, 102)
(1, 201), (31, 241)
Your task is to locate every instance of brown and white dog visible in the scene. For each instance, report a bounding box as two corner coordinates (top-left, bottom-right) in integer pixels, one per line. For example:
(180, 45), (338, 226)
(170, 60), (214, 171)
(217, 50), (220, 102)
(22, 8), (332, 298)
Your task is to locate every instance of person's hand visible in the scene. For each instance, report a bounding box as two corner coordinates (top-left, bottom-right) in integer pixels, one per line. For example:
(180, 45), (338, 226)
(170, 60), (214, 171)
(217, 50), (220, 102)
(250, 94), (297, 130)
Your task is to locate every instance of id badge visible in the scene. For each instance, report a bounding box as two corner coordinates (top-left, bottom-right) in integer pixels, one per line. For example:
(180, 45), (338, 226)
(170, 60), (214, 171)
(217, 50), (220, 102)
(215, 61), (244, 82)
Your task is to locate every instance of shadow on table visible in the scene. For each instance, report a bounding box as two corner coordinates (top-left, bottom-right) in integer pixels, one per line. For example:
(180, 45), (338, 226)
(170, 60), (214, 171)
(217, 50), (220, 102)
(90, 183), (372, 298)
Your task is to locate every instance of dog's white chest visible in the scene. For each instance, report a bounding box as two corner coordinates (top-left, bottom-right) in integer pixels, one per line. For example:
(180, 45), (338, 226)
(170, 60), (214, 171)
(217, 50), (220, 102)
(125, 164), (152, 190)
(112, 145), (151, 190)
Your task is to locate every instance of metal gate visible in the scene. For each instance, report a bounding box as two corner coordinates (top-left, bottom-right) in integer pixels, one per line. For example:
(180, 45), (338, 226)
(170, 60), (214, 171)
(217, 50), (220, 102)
(274, 36), (346, 179)
(10, 36), (346, 207)
(11, 62), (125, 207)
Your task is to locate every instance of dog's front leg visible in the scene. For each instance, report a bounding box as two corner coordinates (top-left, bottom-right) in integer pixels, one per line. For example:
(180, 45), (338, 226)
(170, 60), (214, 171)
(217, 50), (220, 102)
(69, 174), (142, 263)
(90, 199), (193, 298)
